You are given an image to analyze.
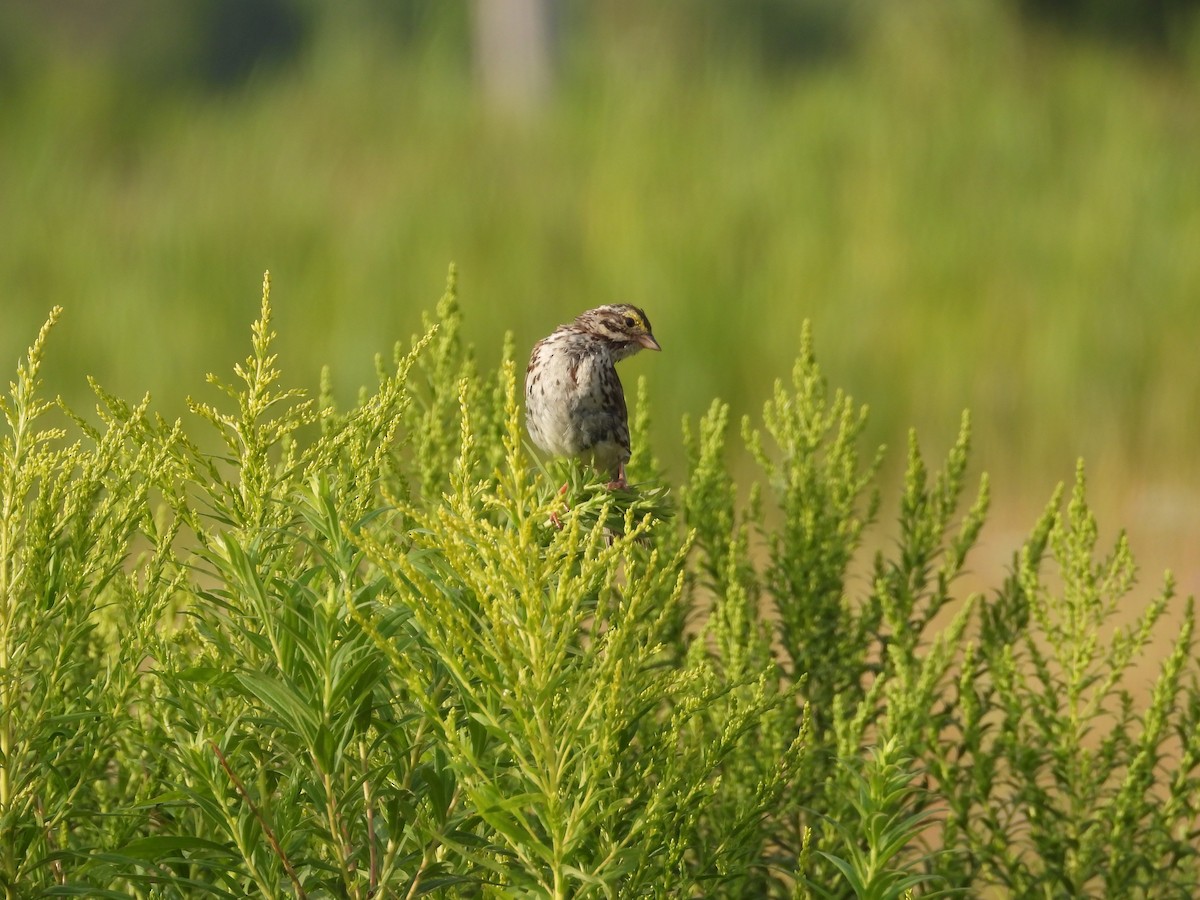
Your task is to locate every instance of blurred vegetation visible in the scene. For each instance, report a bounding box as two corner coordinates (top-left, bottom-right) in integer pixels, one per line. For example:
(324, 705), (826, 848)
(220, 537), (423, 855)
(2, 0), (1199, 566)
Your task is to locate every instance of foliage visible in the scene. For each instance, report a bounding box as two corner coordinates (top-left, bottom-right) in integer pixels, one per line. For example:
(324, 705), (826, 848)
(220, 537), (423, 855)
(5, 0), (1200, 509)
(799, 739), (958, 900)
(0, 273), (1196, 897)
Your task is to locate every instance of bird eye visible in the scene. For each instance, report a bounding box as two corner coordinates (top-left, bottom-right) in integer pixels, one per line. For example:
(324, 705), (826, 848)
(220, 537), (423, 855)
(624, 316), (637, 329)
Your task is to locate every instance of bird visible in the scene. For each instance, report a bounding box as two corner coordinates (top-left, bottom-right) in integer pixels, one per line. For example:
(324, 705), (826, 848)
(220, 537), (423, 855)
(525, 304), (661, 490)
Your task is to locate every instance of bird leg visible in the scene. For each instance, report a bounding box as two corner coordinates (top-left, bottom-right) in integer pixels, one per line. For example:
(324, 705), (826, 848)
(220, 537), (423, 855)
(550, 464), (626, 528)
(605, 462), (628, 491)
(549, 481), (569, 529)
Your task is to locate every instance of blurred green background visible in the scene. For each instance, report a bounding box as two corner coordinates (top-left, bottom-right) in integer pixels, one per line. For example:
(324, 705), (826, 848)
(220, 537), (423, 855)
(2, 0), (1198, 588)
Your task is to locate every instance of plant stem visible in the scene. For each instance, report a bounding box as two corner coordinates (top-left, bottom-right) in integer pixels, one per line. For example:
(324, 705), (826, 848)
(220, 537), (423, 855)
(211, 740), (309, 900)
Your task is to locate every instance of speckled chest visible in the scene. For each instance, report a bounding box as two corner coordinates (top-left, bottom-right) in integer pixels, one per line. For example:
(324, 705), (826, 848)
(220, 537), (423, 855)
(525, 330), (627, 458)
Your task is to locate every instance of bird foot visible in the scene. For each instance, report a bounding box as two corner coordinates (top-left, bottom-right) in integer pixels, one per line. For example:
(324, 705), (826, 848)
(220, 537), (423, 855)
(604, 463), (628, 491)
(548, 482), (569, 529)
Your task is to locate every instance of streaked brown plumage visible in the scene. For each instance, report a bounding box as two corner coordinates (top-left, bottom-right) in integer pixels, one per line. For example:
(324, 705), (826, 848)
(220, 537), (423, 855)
(525, 304), (660, 488)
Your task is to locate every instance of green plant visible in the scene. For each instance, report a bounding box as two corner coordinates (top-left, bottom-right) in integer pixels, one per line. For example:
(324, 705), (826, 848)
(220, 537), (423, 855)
(0, 309), (181, 897)
(930, 463), (1200, 896)
(0, 272), (1195, 898)
(799, 738), (957, 900)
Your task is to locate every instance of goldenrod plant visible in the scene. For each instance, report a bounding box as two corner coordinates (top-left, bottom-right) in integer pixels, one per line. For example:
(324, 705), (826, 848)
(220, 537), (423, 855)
(799, 739), (958, 900)
(0, 271), (1195, 897)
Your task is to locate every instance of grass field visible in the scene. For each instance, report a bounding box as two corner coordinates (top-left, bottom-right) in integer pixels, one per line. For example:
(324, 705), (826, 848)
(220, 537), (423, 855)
(2, 1), (1198, 587)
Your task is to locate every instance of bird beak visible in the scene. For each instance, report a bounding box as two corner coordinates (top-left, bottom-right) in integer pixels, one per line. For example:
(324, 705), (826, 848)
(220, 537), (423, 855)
(638, 333), (662, 351)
